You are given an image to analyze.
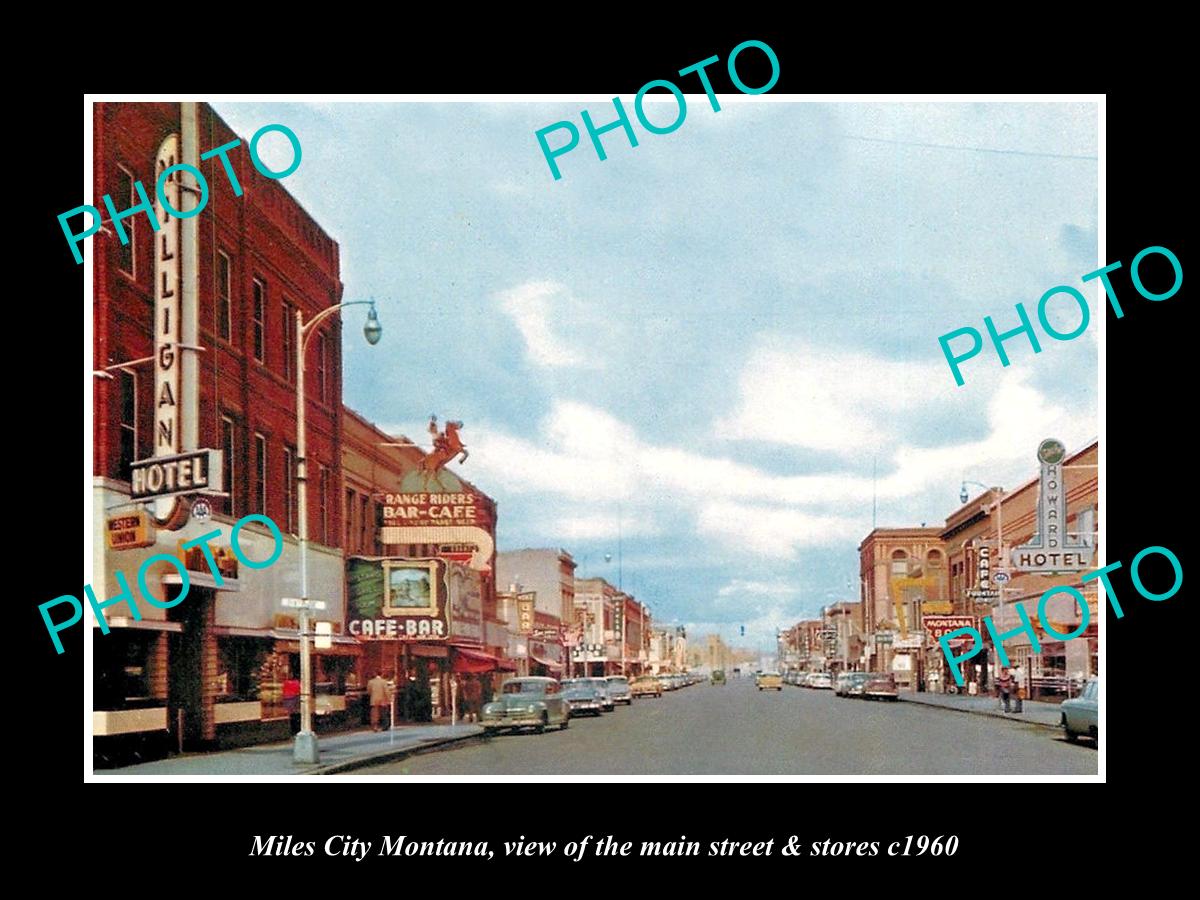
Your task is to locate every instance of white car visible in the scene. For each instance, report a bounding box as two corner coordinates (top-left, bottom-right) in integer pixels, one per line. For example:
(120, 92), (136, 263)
(809, 672), (833, 690)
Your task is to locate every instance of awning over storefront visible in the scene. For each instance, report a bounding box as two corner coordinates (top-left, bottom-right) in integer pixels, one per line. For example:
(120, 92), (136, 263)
(530, 653), (564, 673)
(267, 628), (363, 656)
(452, 648), (508, 673)
(100, 616), (183, 633)
(409, 643), (450, 659)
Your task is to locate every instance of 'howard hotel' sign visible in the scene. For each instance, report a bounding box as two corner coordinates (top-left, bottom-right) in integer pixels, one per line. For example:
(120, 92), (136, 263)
(1008, 438), (1093, 574)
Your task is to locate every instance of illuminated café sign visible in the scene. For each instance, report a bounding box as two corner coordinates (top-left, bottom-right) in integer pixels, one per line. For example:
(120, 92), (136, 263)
(154, 134), (182, 457)
(966, 545), (1000, 600)
(381, 491), (485, 528)
(923, 615), (977, 643)
(130, 448), (223, 501)
(346, 557), (449, 640)
(517, 592), (536, 635)
(106, 511), (156, 550)
(1009, 438), (1094, 574)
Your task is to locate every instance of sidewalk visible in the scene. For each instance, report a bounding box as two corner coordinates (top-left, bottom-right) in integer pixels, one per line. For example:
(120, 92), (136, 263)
(96, 724), (485, 776)
(898, 692), (1063, 729)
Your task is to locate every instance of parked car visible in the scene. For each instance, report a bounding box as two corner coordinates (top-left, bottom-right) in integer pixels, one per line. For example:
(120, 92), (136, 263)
(584, 677), (615, 711)
(711, 669), (726, 685)
(560, 679), (605, 716)
(481, 677), (570, 733)
(809, 672), (834, 690)
(605, 675), (633, 705)
(630, 675), (662, 698)
(836, 672), (871, 696)
(1060, 678), (1098, 743)
(861, 672), (898, 700)
(756, 672), (784, 691)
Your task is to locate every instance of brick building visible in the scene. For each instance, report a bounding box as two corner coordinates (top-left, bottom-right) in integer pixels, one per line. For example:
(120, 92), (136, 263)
(91, 102), (349, 764)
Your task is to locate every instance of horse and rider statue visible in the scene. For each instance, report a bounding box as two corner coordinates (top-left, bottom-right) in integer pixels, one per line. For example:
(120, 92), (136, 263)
(422, 415), (468, 473)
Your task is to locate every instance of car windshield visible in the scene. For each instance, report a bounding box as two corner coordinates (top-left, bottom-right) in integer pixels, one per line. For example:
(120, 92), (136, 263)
(607, 677), (629, 685)
(1084, 680), (1098, 700)
(502, 681), (545, 695)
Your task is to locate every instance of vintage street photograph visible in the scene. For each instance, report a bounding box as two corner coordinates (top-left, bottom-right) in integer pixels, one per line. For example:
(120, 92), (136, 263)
(86, 96), (1099, 777)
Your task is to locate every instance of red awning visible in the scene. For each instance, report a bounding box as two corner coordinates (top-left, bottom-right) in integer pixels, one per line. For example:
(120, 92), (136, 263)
(530, 653), (564, 673)
(453, 648), (509, 674)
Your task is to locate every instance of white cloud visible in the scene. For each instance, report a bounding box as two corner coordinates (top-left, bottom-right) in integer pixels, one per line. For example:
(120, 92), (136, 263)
(495, 280), (594, 368)
(697, 502), (863, 559)
(718, 340), (946, 453)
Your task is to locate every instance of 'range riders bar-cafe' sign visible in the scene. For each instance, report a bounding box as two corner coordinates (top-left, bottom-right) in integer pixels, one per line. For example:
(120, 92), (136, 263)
(346, 557), (449, 640)
(1008, 438), (1094, 574)
(381, 491), (489, 528)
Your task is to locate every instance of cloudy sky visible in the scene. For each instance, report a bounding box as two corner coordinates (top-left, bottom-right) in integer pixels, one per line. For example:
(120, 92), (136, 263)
(215, 99), (1098, 651)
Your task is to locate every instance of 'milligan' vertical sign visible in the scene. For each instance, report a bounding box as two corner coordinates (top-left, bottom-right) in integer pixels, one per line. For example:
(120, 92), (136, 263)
(154, 134), (182, 459)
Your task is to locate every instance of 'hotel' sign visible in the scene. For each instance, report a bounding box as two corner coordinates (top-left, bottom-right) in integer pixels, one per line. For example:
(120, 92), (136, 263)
(131, 448), (223, 502)
(1008, 438), (1093, 574)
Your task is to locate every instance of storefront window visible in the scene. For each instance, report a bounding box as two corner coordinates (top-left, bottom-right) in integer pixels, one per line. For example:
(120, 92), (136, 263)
(95, 631), (157, 709)
(216, 638), (272, 701)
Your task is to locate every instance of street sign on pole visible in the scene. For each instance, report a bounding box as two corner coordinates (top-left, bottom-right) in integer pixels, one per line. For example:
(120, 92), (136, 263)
(314, 621), (332, 650)
(282, 598), (327, 610)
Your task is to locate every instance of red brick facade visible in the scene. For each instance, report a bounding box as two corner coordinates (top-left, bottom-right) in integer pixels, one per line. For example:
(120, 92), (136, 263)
(92, 101), (343, 548)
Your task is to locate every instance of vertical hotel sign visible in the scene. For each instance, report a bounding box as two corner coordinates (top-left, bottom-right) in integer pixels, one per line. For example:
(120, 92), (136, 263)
(1009, 438), (1094, 574)
(154, 135), (182, 458)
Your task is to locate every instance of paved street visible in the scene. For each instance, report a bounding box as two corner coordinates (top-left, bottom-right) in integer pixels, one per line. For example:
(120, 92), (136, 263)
(355, 678), (1096, 776)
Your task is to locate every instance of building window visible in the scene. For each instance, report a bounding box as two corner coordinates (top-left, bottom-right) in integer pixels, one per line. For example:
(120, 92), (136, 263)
(890, 549), (908, 576)
(927, 549), (944, 567)
(221, 416), (237, 517)
(118, 370), (137, 482)
(316, 333), (328, 403)
(345, 487), (355, 550)
(216, 251), (232, 341)
(252, 279), (266, 363)
(254, 433), (267, 515)
(319, 465), (330, 545)
(283, 445), (297, 535)
(360, 494), (370, 555)
(115, 166), (135, 277)
(281, 300), (294, 382)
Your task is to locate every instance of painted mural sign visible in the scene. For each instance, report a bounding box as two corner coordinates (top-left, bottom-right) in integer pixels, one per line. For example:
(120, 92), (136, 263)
(346, 557), (449, 640)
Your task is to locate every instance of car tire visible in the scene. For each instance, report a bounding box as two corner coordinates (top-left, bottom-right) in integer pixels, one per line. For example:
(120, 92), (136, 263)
(1089, 726), (1098, 742)
(1065, 730), (1078, 743)
(535, 713), (548, 734)
(484, 727), (497, 737)
(559, 717), (569, 731)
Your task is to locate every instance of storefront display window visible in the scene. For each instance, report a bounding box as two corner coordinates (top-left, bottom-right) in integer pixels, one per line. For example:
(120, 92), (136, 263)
(95, 631), (157, 709)
(217, 638), (272, 701)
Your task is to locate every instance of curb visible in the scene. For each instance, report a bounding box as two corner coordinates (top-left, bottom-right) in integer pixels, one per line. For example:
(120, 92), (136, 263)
(313, 732), (488, 775)
(897, 696), (1061, 731)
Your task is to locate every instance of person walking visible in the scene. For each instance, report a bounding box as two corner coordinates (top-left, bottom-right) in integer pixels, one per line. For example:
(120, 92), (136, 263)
(1012, 664), (1025, 713)
(997, 666), (1015, 713)
(462, 676), (482, 723)
(368, 670), (391, 732)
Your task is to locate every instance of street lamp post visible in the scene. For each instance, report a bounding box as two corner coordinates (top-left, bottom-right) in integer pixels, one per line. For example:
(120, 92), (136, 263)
(293, 299), (382, 764)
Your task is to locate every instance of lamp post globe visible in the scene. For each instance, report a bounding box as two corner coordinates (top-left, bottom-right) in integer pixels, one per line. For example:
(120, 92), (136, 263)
(363, 304), (383, 345)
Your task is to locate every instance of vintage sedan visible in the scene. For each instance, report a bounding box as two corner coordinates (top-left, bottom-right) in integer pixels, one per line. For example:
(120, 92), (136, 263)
(861, 672), (898, 700)
(836, 672), (871, 697)
(630, 675), (663, 698)
(1060, 678), (1098, 743)
(583, 677), (615, 711)
(756, 672), (784, 691)
(605, 675), (634, 705)
(481, 677), (570, 734)
(560, 679), (606, 717)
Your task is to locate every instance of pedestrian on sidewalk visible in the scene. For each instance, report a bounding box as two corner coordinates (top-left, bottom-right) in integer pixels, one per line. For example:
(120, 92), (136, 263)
(997, 667), (1015, 713)
(1012, 664), (1025, 713)
(368, 671), (390, 732)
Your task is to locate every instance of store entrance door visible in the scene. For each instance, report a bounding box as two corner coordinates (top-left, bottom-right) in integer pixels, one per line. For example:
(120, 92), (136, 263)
(167, 587), (213, 751)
